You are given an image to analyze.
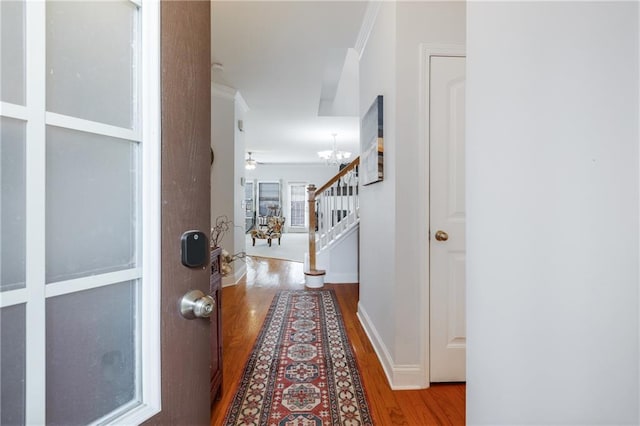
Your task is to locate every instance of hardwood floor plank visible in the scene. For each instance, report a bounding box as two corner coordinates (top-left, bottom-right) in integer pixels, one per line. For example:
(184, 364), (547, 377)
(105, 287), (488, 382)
(210, 256), (465, 425)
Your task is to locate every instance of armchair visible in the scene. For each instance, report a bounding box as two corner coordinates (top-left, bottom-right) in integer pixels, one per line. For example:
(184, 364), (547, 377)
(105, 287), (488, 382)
(250, 216), (285, 247)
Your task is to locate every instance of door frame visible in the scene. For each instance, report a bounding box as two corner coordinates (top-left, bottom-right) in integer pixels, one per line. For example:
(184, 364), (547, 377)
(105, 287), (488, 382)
(418, 44), (465, 386)
(144, 1), (212, 422)
(117, 0), (162, 422)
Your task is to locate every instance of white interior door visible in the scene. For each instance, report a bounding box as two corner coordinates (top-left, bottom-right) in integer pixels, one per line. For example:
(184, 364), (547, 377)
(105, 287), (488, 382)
(429, 55), (466, 383)
(0, 1), (161, 423)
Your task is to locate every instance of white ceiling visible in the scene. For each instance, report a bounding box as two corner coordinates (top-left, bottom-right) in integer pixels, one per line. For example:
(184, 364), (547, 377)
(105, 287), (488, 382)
(211, 1), (368, 165)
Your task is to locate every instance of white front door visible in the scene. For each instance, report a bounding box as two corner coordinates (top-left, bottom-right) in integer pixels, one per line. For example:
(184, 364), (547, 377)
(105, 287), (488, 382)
(429, 55), (466, 382)
(0, 1), (163, 423)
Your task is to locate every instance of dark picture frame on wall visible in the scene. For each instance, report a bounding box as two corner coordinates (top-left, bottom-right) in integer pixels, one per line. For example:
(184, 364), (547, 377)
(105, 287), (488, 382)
(360, 95), (383, 186)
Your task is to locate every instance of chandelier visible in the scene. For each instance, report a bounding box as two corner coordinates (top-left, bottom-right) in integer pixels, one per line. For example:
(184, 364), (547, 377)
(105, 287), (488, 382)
(245, 152), (257, 170)
(318, 133), (351, 166)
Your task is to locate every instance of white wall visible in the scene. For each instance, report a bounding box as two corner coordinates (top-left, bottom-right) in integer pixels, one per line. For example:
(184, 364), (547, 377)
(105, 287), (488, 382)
(358, 1), (465, 387)
(245, 163), (337, 232)
(357, 0), (398, 385)
(233, 93), (248, 283)
(317, 225), (359, 283)
(211, 88), (235, 247)
(212, 85), (246, 285)
(466, 2), (639, 424)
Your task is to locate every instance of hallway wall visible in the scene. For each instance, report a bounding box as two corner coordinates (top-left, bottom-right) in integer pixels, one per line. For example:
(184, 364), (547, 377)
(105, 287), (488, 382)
(211, 87), (235, 249)
(466, 2), (639, 423)
(212, 85), (247, 285)
(358, 1), (465, 387)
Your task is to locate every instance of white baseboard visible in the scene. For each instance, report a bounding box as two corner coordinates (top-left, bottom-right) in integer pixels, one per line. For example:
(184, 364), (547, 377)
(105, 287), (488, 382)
(222, 263), (246, 287)
(356, 303), (395, 385)
(286, 227), (307, 234)
(391, 365), (426, 390)
(357, 302), (427, 390)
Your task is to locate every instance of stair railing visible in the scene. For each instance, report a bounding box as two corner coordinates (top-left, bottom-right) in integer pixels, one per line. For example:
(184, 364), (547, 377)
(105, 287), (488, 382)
(307, 157), (360, 273)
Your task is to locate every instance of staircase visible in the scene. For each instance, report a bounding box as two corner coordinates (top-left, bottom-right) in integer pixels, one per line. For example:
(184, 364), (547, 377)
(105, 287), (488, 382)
(304, 157), (360, 287)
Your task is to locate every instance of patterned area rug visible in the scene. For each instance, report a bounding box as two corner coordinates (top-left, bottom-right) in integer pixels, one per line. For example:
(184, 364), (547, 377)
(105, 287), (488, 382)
(224, 290), (374, 426)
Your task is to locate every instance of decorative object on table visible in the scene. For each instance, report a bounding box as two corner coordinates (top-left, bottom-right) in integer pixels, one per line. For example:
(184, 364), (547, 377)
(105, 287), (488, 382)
(249, 216), (285, 247)
(361, 95), (384, 185)
(220, 249), (246, 276)
(210, 215), (232, 248)
(223, 290), (374, 426)
(210, 215), (246, 277)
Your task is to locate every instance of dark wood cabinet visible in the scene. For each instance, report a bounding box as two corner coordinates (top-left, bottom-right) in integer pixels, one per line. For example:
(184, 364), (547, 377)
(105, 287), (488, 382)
(210, 246), (223, 403)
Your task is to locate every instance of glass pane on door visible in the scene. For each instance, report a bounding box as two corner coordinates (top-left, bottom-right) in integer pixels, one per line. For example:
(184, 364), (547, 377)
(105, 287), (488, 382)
(0, 0), (25, 105)
(244, 182), (254, 231)
(46, 1), (136, 128)
(45, 126), (137, 283)
(1, 304), (26, 425)
(1, 117), (26, 291)
(0, 0), (152, 423)
(46, 280), (138, 425)
(289, 184), (306, 227)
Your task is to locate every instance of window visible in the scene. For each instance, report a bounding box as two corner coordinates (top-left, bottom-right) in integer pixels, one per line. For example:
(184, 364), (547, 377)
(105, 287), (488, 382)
(257, 181), (281, 217)
(289, 183), (307, 228)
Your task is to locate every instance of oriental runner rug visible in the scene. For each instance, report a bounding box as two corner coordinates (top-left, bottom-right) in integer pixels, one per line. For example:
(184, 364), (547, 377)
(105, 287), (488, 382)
(224, 290), (374, 426)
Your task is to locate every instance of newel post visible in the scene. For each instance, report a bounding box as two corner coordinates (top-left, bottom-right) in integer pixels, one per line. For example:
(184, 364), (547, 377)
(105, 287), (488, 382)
(305, 184), (325, 288)
(307, 184), (318, 271)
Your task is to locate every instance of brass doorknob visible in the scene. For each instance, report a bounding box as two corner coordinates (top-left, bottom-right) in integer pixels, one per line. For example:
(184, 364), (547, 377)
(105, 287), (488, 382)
(434, 230), (449, 241)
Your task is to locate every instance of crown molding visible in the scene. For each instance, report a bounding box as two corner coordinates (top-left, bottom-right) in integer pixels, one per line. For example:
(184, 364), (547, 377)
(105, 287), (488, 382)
(354, 1), (382, 60)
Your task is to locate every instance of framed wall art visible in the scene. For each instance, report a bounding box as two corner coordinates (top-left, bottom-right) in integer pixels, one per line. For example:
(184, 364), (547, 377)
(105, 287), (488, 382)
(360, 95), (383, 186)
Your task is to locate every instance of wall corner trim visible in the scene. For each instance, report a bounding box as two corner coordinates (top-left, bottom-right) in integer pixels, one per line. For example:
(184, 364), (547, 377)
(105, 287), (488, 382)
(235, 91), (250, 113)
(212, 83), (237, 100)
(354, 1), (382, 60)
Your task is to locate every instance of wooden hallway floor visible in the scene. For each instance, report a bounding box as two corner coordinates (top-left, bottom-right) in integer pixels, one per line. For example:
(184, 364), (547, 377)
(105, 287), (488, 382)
(210, 256), (465, 425)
